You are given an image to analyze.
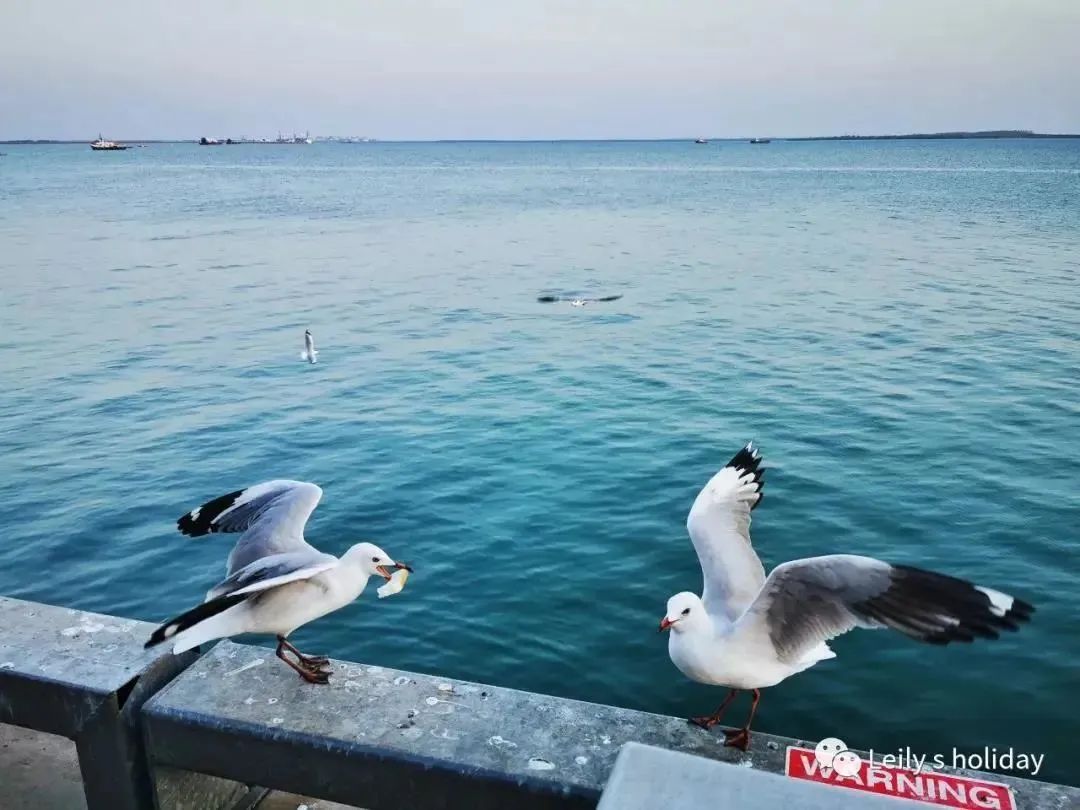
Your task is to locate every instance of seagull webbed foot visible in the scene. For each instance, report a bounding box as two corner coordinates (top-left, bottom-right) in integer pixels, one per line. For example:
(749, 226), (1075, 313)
(688, 689), (738, 731)
(298, 667), (331, 685)
(723, 728), (751, 751)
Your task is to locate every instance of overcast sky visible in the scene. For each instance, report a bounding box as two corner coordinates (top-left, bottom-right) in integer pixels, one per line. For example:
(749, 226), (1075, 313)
(3, 0), (1078, 140)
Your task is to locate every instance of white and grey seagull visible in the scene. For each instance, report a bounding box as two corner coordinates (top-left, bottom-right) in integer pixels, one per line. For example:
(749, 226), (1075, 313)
(146, 480), (411, 683)
(536, 294), (623, 307)
(660, 444), (1034, 750)
(301, 329), (318, 363)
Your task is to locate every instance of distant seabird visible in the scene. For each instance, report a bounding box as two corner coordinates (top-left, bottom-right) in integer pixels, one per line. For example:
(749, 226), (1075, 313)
(537, 294), (623, 307)
(301, 329), (318, 363)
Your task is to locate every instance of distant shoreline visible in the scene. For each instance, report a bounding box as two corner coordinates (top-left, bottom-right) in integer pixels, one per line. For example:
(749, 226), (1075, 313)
(3, 130), (1079, 145)
(784, 130), (1079, 141)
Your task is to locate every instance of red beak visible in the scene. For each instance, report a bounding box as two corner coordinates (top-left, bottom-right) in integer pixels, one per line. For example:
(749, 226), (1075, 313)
(659, 617), (674, 633)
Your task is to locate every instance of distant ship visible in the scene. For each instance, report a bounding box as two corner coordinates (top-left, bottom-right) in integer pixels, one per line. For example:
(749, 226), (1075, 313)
(694, 138), (708, 144)
(199, 137), (223, 146)
(749, 138), (771, 144)
(275, 131), (313, 144)
(90, 135), (128, 151)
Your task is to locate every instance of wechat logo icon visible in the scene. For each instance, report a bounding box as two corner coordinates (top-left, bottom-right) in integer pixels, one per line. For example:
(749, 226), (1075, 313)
(814, 737), (863, 777)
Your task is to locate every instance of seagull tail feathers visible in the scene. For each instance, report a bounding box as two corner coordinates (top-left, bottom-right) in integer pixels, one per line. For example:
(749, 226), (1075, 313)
(145, 592), (248, 652)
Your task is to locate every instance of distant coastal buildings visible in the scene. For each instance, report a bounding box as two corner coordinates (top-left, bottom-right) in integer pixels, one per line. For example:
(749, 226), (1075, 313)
(312, 135), (377, 143)
(197, 133), (377, 144)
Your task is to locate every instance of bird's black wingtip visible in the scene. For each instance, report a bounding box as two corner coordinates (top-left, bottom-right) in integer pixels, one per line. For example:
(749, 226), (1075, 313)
(1006, 597), (1035, 624)
(725, 442), (763, 474)
(866, 566), (1035, 645)
(144, 626), (169, 649)
(722, 442), (765, 510)
(176, 489), (244, 537)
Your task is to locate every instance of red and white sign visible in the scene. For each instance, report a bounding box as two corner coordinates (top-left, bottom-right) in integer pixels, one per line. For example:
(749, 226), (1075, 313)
(785, 746), (1016, 810)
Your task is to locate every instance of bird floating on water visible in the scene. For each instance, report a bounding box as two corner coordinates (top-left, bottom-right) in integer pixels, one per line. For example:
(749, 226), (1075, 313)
(146, 480), (412, 683)
(660, 443), (1033, 750)
(537, 294), (623, 307)
(301, 329), (318, 363)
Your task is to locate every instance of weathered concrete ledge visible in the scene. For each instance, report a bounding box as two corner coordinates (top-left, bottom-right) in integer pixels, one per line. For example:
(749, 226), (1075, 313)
(142, 640), (1078, 810)
(2, 595), (1077, 810)
(0, 596), (198, 810)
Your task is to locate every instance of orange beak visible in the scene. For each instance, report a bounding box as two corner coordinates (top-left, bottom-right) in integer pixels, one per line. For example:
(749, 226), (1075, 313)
(659, 617), (674, 633)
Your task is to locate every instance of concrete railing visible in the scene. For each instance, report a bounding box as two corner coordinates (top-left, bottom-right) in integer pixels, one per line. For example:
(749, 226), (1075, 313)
(1, 595), (1075, 810)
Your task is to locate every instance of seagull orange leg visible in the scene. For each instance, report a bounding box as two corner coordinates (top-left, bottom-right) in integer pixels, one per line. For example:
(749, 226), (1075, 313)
(723, 688), (761, 751)
(690, 689), (739, 730)
(278, 636), (330, 670)
(276, 637), (330, 684)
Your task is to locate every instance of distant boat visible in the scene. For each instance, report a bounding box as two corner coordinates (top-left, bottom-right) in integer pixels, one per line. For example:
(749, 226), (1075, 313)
(199, 137), (223, 146)
(694, 138), (708, 144)
(90, 135), (128, 151)
(749, 138), (771, 144)
(275, 131), (313, 144)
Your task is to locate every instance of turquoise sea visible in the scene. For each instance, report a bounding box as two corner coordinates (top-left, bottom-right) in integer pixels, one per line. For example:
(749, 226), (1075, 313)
(1, 139), (1077, 785)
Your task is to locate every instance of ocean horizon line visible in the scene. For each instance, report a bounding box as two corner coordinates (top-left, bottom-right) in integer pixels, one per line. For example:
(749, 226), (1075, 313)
(4, 130), (1080, 145)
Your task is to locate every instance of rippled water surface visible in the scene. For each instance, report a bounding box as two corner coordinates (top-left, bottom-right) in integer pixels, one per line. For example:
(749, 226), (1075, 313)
(1, 140), (1078, 784)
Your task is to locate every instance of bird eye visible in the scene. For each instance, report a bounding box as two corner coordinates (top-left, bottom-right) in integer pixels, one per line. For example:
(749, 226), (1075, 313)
(681, 607), (691, 616)
(372, 556), (380, 563)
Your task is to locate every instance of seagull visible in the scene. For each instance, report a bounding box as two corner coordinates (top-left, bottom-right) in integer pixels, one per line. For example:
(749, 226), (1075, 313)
(146, 480), (411, 683)
(301, 329), (318, 363)
(537, 294), (623, 307)
(660, 444), (1034, 750)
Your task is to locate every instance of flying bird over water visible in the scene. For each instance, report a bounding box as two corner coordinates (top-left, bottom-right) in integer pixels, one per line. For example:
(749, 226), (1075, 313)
(660, 444), (1033, 750)
(301, 329), (318, 363)
(146, 480), (411, 683)
(537, 294), (623, 307)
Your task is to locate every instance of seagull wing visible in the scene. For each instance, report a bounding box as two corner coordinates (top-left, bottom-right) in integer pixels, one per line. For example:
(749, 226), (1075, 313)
(685, 444), (766, 621)
(205, 549), (339, 600)
(177, 480), (324, 573)
(147, 550), (339, 649)
(735, 554), (1034, 666)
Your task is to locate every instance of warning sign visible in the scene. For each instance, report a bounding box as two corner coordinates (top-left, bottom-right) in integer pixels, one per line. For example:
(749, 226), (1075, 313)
(786, 746), (1016, 810)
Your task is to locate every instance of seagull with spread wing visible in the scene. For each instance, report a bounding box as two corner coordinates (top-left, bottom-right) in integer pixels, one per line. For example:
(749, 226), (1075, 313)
(536, 293), (623, 307)
(301, 329), (318, 364)
(146, 480), (411, 683)
(660, 444), (1033, 750)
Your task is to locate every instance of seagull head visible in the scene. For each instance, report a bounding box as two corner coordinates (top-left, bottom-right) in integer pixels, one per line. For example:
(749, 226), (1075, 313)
(659, 592), (704, 633)
(343, 542), (413, 581)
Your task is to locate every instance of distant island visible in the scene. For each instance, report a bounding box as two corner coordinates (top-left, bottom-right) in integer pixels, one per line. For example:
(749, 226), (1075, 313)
(3, 130), (1079, 145)
(786, 130), (1079, 141)
(0, 139), (177, 144)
